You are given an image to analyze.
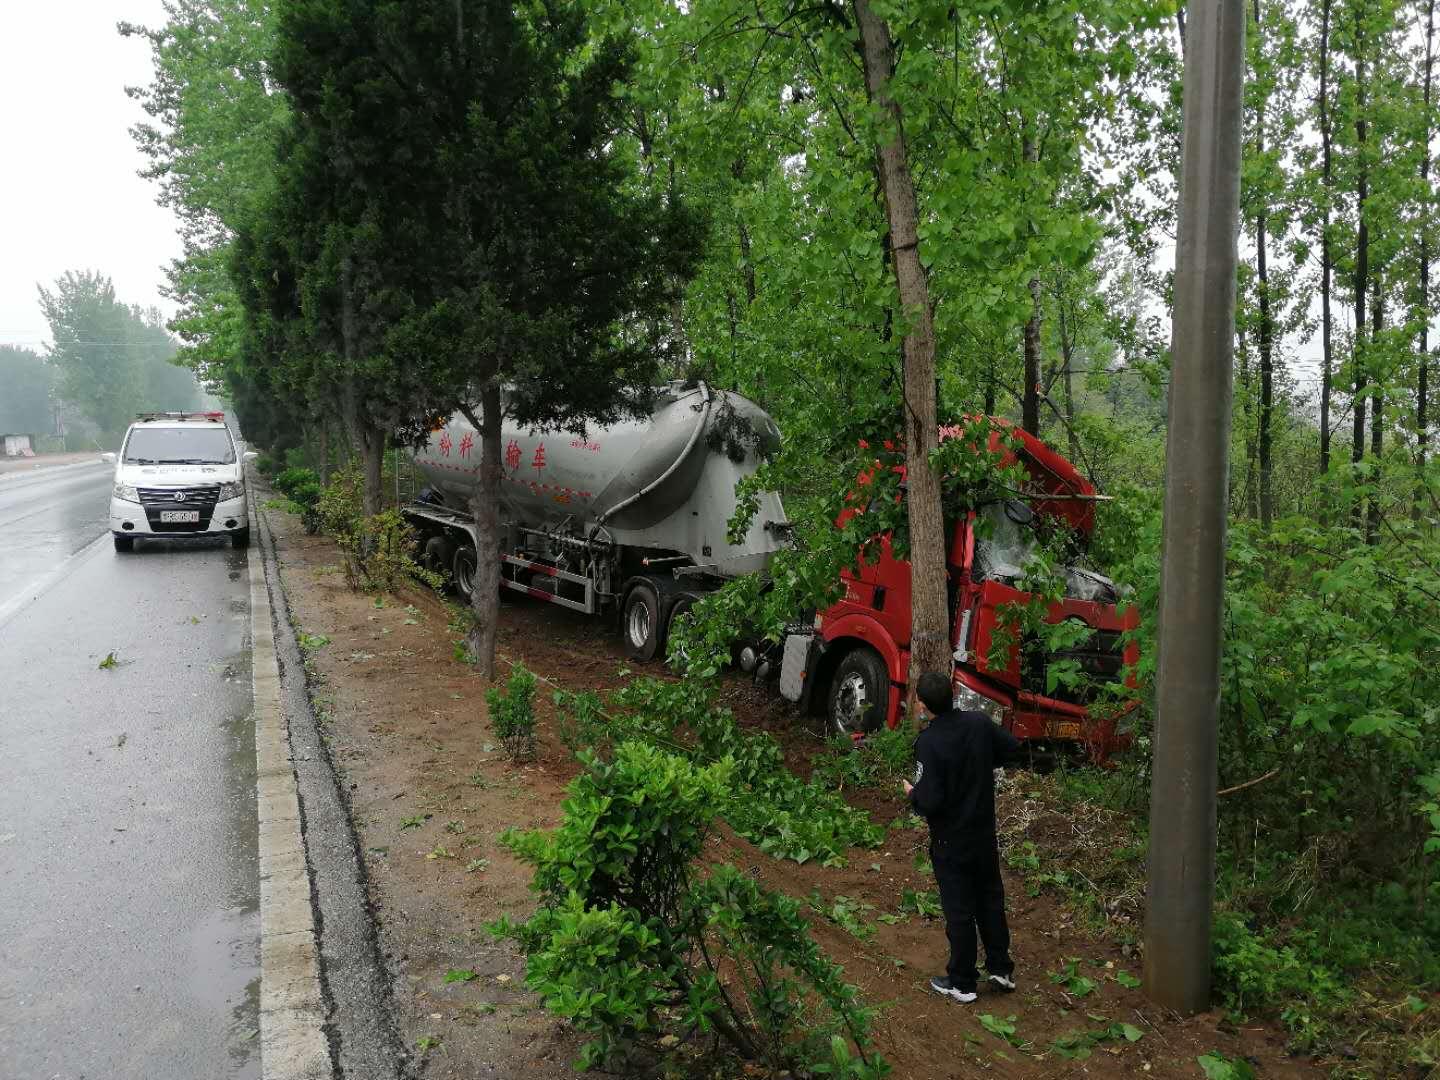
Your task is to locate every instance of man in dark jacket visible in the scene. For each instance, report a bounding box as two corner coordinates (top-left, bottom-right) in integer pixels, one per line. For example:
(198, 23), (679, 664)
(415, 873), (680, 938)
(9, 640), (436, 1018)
(903, 671), (1021, 1003)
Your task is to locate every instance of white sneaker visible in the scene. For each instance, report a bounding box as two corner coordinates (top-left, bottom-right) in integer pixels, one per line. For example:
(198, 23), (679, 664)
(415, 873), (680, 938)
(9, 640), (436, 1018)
(930, 976), (978, 1003)
(988, 973), (1017, 992)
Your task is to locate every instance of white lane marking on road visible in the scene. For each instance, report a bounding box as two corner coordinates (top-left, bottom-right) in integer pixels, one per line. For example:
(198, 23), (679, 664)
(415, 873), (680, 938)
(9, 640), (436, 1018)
(0, 532), (110, 631)
(248, 495), (332, 1080)
(0, 458), (109, 488)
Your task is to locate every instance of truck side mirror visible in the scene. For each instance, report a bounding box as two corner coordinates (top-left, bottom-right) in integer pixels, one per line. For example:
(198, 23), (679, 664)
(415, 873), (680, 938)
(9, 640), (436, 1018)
(100, 452), (117, 464)
(1003, 500), (1034, 527)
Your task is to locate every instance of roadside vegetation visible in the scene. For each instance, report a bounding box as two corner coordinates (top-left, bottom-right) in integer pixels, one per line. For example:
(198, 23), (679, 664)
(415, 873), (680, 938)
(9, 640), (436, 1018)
(138, 0), (1438, 1075)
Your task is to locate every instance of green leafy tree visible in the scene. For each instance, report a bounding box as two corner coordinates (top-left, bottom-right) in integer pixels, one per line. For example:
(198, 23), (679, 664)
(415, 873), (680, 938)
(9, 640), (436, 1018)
(262, 0), (703, 673)
(0, 347), (56, 436)
(37, 271), (200, 439)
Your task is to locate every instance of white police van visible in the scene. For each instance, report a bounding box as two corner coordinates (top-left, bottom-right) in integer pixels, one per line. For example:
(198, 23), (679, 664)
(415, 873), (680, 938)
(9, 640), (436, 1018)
(104, 412), (255, 552)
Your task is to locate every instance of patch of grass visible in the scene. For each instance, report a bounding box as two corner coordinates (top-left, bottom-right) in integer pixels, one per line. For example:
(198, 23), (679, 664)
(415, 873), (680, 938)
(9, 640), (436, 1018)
(399, 813), (431, 829)
(297, 631), (330, 654)
(1048, 958), (1098, 998)
(898, 887), (941, 919)
(806, 892), (876, 941)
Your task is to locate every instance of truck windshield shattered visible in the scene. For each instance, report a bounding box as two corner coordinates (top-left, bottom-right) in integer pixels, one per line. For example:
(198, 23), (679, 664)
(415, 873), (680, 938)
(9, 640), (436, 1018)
(974, 501), (1118, 604)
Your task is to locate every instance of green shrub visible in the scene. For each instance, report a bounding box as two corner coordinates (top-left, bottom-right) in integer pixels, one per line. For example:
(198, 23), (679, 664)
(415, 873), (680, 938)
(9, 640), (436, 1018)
(1211, 912), (1346, 1023)
(811, 715), (918, 791)
(494, 743), (887, 1077)
(274, 466), (320, 499)
(315, 466), (439, 592)
(253, 452), (280, 476)
(486, 664), (537, 762)
(554, 677), (884, 866)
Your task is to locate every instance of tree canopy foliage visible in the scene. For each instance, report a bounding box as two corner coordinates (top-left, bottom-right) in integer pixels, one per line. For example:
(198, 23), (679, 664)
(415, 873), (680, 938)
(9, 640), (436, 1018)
(0, 347), (55, 436)
(126, 0), (1439, 1066)
(37, 270), (201, 439)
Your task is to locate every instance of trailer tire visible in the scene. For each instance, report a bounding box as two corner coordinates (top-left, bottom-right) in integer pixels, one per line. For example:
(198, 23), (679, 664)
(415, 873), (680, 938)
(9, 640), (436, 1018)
(662, 593), (701, 667)
(622, 581), (664, 661)
(423, 534), (455, 577)
(452, 544), (478, 602)
(827, 647), (889, 738)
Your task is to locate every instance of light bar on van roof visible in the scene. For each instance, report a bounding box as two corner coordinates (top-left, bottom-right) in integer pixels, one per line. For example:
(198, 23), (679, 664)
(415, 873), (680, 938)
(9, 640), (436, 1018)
(135, 411), (226, 422)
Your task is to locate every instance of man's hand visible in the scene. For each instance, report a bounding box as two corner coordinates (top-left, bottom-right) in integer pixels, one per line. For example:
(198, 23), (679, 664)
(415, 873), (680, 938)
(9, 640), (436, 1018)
(902, 780), (914, 796)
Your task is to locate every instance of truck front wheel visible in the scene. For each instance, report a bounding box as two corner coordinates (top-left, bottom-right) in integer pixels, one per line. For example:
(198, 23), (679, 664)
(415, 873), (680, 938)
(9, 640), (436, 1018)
(828, 648), (890, 738)
(623, 582), (664, 661)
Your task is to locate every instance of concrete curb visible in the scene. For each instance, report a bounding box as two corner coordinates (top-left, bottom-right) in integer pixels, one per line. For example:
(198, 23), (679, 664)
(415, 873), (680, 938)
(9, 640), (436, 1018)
(249, 498), (334, 1080)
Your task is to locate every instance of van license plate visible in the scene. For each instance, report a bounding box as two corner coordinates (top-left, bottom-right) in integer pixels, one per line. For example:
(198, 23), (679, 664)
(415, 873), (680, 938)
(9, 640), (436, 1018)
(160, 510), (200, 523)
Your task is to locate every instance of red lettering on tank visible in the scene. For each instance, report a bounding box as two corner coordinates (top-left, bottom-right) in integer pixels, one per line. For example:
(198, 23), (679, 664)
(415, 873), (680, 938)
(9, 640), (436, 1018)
(504, 439), (521, 471)
(438, 431), (452, 457)
(458, 432), (474, 458)
(532, 442), (547, 473)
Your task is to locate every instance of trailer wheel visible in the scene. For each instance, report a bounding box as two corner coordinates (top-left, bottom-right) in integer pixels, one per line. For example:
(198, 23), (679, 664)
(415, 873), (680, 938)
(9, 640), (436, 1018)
(828, 648), (889, 738)
(623, 581), (664, 661)
(662, 594), (700, 667)
(423, 534), (455, 577)
(452, 544), (477, 602)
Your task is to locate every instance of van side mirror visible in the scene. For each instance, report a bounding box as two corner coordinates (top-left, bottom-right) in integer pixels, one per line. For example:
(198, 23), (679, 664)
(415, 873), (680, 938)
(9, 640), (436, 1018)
(100, 452), (117, 464)
(242, 451), (258, 462)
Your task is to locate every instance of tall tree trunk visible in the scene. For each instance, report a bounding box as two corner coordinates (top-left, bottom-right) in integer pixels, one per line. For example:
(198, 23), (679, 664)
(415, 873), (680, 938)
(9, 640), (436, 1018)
(1368, 286), (1384, 540)
(1237, 331), (1259, 518)
(340, 252), (382, 516)
(360, 426), (384, 517)
(319, 422), (332, 486)
(1352, 5), (1370, 535)
(462, 383), (503, 680)
(1254, 0), (1275, 527)
(854, 0), (951, 684)
(1319, 0), (1335, 474)
(1058, 301), (1081, 461)
(1419, 0), (1435, 513)
(1022, 137), (1042, 436)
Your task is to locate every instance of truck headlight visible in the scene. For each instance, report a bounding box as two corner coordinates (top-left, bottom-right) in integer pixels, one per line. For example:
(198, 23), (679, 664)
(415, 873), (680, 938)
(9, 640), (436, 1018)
(953, 681), (1005, 724)
(219, 480), (244, 500)
(113, 483), (140, 503)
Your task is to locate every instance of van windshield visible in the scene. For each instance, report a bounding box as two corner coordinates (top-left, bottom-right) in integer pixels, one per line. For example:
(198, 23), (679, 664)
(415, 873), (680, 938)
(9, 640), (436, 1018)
(123, 426), (235, 465)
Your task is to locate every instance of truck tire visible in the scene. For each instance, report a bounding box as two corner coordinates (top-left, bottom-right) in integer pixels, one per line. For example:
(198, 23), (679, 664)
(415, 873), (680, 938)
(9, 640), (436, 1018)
(452, 544), (477, 602)
(662, 593), (700, 667)
(113, 534), (134, 553)
(827, 648), (890, 737)
(623, 581), (664, 661)
(423, 534), (455, 577)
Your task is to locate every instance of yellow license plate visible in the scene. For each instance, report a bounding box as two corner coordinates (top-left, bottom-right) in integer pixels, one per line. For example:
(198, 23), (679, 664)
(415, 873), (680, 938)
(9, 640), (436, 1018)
(1047, 720), (1081, 740)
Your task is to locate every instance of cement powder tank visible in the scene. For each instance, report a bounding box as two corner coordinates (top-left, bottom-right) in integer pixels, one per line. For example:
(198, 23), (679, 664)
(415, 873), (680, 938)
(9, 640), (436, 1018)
(402, 382), (789, 659)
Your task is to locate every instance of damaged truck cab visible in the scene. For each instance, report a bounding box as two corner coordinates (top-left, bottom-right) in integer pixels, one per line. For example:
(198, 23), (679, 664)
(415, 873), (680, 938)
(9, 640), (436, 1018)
(775, 422), (1139, 759)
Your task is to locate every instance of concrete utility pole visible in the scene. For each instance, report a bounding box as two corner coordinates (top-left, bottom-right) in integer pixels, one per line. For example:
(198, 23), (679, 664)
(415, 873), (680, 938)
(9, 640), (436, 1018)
(1143, 0), (1244, 1014)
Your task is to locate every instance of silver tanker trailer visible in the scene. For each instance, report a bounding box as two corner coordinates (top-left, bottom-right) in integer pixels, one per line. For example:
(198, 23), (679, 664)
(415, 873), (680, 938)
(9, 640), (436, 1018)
(403, 382), (790, 659)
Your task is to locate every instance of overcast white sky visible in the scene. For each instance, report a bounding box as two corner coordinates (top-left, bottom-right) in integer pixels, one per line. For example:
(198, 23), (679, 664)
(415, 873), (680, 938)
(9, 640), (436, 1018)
(0, 0), (179, 353)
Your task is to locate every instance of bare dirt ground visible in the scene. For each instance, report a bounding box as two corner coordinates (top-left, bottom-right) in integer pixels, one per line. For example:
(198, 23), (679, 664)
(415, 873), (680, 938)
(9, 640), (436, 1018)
(264, 505), (1321, 1080)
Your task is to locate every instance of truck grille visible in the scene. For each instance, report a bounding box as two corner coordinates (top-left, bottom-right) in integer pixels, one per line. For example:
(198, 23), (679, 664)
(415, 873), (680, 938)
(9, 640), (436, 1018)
(1021, 626), (1126, 705)
(138, 485), (221, 532)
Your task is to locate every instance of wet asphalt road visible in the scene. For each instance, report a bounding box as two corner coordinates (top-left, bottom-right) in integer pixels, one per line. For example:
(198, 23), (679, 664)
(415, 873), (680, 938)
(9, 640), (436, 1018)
(0, 466), (260, 1079)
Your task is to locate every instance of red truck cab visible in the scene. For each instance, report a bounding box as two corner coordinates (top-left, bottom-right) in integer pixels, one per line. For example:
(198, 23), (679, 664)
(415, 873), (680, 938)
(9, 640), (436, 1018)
(783, 421), (1138, 759)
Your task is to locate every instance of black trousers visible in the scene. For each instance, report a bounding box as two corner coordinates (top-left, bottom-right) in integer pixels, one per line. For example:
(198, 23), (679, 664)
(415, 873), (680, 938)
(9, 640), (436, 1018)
(931, 836), (1013, 991)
